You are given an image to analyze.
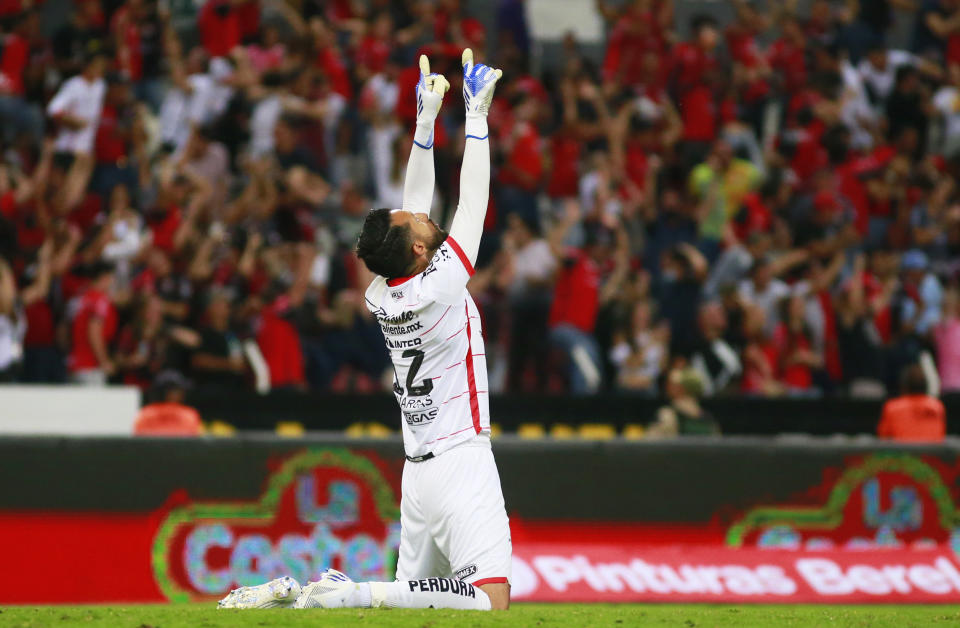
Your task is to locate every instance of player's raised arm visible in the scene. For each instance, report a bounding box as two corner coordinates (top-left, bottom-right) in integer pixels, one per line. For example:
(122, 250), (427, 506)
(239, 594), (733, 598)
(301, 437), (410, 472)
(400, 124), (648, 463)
(401, 55), (450, 217)
(448, 48), (502, 267)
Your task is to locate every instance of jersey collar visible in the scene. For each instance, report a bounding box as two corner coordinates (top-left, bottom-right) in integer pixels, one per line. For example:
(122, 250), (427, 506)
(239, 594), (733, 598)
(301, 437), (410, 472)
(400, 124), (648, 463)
(386, 274), (417, 287)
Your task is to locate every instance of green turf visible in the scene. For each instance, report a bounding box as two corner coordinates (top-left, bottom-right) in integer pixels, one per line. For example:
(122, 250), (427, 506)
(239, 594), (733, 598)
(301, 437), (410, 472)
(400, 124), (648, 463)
(2, 604), (960, 628)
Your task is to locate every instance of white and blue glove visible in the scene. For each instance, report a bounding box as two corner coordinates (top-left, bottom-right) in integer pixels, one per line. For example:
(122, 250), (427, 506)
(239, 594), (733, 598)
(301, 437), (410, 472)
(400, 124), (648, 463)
(414, 55), (450, 149)
(461, 48), (502, 138)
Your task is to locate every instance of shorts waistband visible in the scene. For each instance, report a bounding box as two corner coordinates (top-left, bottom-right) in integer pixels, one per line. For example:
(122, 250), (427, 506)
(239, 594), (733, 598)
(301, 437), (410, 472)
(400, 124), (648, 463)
(405, 452), (434, 463)
(404, 433), (491, 463)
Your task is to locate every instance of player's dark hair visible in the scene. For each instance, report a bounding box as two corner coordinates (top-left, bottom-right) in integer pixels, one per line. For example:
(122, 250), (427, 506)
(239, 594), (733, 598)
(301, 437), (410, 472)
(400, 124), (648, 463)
(356, 208), (416, 279)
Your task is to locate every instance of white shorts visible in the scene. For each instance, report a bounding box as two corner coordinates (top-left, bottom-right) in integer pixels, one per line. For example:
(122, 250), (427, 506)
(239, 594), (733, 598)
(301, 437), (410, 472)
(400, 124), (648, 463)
(395, 437), (512, 587)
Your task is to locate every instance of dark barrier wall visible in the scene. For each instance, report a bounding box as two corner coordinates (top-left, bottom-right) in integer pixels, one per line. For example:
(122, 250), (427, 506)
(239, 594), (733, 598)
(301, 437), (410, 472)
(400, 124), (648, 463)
(3, 435), (960, 521)
(4, 435), (960, 604)
(186, 391), (960, 436)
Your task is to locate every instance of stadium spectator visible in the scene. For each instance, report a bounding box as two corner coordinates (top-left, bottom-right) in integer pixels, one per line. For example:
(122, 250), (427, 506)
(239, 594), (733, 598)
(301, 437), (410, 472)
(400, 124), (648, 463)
(774, 293), (824, 396)
(48, 51), (107, 154)
(933, 63), (960, 157)
(886, 66), (932, 157)
(52, 1), (107, 78)
(548, 206), (629, 394)
(897, 249), (944, 334)
(68, 261), (117, 385)
(190, 290), (246, 390)
(609, 299), (666, 394)
(133, 369), (203, 436)
(21, 221), (81, 384)
(158, 43), (226, 155)
(646, 367), (720, 438)
(770, 15), (809, 96)
(877, 363), (946, 442)
(911, 0), (960, 59)
(497, 93), (543, 227)
(91, 184), (149, 287)
(859, 44), (934, 106)
(835, 258), (887, 397)
(704, 231), (771, 298)
(688, 140), (762, 262)
(502, 212), (555, 392)
(496, 0), (531, 61)
(0, 10), (43, 147)
(600, 0), (670, 90)
(179, 125), (229, 210)
(671, 14), (724, 166)
(92, 73), (139, 197)
(116, 293), (199, 388)
(0, 242), (50, 380)
(656, 243), (707, 356)
(47, 50), (108, 215)
(740, 304), (783, 397)
(689, 300), (742, 396)
(254, 293), (307, 391)
(197, 0), (244, 59)
(738, 256), (791, 334)
(933, 287), (960, 391)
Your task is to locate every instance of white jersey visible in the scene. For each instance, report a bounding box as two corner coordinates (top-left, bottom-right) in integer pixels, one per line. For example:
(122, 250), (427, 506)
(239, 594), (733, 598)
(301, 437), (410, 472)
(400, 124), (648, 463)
(365, 237), (489, 459)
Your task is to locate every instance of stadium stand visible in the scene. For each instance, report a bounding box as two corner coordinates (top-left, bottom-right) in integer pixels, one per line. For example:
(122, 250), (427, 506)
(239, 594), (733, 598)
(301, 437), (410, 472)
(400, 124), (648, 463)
(0, 0), (958, 433)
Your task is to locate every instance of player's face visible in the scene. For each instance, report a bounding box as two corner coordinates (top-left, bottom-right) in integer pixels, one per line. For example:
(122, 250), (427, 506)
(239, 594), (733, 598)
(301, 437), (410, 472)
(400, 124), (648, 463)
(391, 210), (447, 251)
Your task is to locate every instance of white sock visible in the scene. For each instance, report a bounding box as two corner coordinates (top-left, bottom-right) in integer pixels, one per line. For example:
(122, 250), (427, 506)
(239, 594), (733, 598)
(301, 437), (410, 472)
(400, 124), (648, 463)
(359, 579), (491, 610)
(347, 582), (373, 608)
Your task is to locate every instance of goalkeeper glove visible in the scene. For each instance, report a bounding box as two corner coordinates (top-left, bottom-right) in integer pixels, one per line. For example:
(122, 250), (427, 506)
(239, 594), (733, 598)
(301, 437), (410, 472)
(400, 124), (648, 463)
(461, 48), (502, 120)
(414, 54), (450, 149)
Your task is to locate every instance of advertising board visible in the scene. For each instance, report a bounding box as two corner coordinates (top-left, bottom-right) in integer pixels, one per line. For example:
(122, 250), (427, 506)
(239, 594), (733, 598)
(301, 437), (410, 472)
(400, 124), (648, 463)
(2, 439), (960, 603)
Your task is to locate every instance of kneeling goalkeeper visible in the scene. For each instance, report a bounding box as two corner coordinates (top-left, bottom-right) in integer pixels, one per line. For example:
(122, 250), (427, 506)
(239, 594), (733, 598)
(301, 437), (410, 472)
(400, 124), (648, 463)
(219, 48), (510, 611)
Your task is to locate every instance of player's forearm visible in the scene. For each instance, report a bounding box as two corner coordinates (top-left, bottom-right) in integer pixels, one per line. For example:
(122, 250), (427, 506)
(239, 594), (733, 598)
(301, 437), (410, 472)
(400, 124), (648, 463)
(449, 117), (490, 266)
(401, 121), (436, 215)
(403, 55), (449, 216)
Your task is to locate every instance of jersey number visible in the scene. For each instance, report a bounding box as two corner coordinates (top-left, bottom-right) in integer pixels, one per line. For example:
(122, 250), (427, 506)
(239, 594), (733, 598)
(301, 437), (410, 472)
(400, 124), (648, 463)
(402, 349), (433, 397)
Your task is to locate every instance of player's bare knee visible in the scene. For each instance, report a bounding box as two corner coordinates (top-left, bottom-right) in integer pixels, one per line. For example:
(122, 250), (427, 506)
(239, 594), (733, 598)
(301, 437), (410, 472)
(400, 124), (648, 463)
(479, 583), (510, 610)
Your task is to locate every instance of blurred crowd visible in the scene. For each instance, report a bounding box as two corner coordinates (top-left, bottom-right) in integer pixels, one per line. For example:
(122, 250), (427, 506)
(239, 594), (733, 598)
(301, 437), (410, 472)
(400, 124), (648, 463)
(1, 0), (960, 400)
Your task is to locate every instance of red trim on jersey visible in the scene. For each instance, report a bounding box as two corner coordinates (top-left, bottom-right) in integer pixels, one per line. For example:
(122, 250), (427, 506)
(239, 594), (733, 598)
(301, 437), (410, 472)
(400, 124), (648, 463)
(441, 390), (470, 405)
(446, 237), (475, 276)
(446, 325), (466, 341)
(472, 577), (509, 587)
(463, 301), (481, 434)
(426, 424), (476, 444)
(419, 305), (451, 336)
(386, 274), (416, 287)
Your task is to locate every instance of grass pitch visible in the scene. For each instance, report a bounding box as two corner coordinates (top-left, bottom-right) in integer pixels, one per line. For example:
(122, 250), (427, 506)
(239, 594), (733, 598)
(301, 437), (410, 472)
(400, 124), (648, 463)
(2, 604), (959, 627)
